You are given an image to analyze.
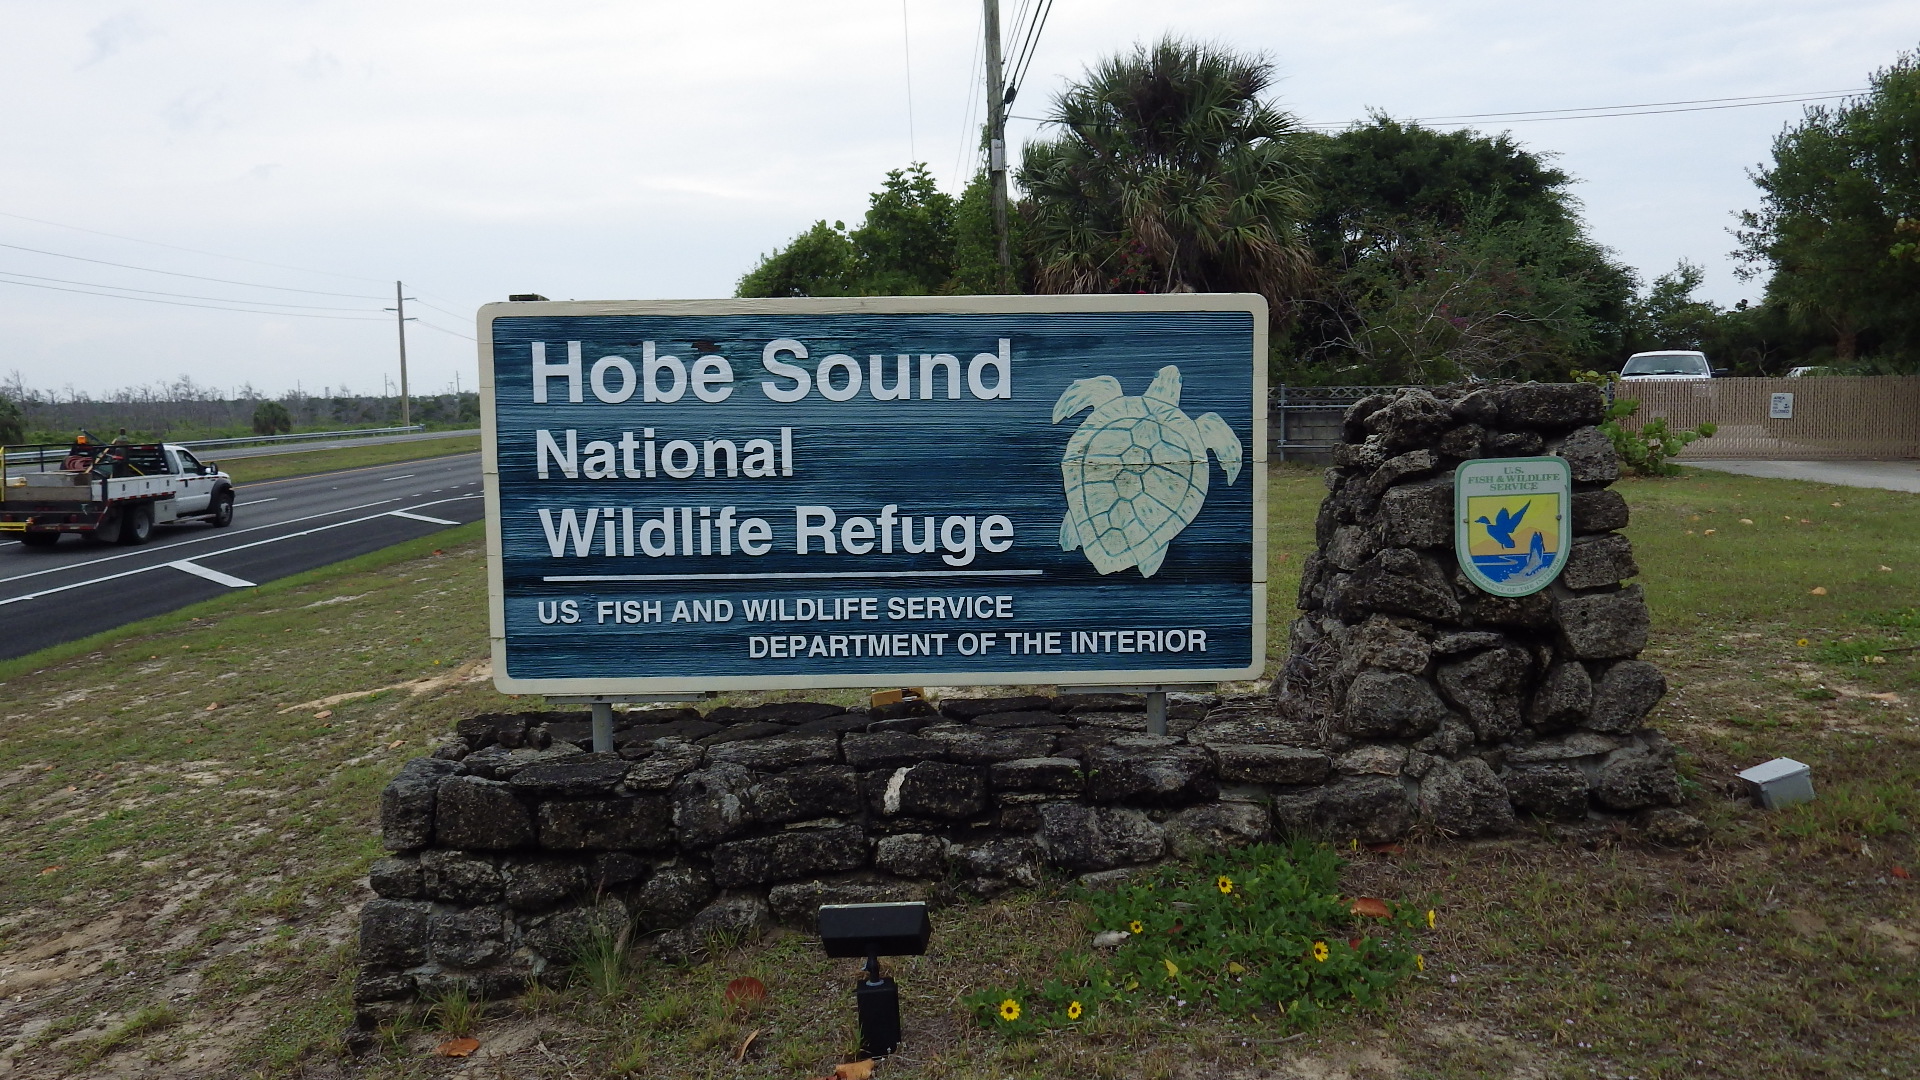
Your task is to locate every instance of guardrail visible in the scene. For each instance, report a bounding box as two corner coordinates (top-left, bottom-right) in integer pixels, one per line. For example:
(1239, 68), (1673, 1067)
(3, 425), (429, 466)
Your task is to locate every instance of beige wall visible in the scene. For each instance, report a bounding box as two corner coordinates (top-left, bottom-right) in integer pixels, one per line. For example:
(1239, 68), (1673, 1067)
(1623, 376), (1920, 460)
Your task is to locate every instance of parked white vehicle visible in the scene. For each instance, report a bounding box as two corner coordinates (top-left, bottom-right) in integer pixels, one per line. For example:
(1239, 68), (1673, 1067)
(1620, 351), (1717, 380)
(1, 439), (236, 547)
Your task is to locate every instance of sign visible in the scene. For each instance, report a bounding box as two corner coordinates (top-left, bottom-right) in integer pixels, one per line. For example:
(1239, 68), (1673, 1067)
(1769, 392), (1794, 419)
(478, 295), (1267, 695)
(1454, 456), (1571, 597)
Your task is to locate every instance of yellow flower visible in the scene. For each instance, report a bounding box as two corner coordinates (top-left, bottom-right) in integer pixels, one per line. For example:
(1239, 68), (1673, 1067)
(998, 998), (1020, 1022)
(1066, 1000), (1083, 1021)
(1415, 954), (1425, 972)
(1426, 909), (1437, 929)
(1311, 941), (1330, 963)
(1163, 957), (1180, 979)
(1796, 638), (1810, 647)
(1128, 920), (1144, 935)
(1216, 875), (1234, 894)
(1227, 962), (1246, 975)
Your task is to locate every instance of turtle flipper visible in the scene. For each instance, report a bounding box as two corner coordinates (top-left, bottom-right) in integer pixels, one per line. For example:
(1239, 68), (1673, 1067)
(1059, 514), (1081, 551)
(1143, 365), (1182, 407)
(1194, 412), (1244, 485)
(1135, 542), (1170, 578)
(1052, 376), (1125, 423)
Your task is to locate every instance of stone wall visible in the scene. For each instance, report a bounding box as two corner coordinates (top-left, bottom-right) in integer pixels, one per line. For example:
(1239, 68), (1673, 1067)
(351, 382), (1689, 1029)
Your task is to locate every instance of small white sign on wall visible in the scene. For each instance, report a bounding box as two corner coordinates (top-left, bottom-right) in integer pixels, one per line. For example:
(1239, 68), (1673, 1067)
(1769, 392), (1795, 419)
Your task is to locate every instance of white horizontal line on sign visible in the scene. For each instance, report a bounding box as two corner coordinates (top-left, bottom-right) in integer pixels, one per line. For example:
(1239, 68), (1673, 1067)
(542, 569), (1047, 583)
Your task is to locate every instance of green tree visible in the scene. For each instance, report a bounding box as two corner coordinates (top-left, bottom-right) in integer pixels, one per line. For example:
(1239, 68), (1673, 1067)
(1737, 47), (1920, 363)
(737, 164), (960, 298)
(0, 392), (23, 445)
(251, 400), (292, 436)
(736, 219), (859, 298)
(1017, 38), (1316, 317)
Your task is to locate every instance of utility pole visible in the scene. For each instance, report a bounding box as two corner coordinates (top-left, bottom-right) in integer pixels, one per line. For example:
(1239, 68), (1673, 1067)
(983, 0), (1011, 276)
(385, 282), (417, 428)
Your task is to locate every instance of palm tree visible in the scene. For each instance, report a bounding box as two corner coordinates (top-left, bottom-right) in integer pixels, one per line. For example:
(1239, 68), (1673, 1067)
(1017, 38), (1316, 320)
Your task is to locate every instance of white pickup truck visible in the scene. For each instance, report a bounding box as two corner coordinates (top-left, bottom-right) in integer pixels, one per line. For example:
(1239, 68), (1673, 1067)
(1, 440), (237, 547)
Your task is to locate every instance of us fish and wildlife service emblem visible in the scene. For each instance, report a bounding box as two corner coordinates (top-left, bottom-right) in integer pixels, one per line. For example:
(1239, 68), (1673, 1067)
(1454, 456), (1572, 597)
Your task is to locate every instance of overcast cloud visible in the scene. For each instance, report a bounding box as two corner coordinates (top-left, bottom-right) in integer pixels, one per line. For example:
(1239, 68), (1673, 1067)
(2, 1), (1917, 399)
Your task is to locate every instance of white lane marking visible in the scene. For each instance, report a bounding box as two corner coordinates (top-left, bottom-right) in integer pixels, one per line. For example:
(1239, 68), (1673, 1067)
(171, 560), (256, 588)
(0, 498), (405, 588)
(236, 498), (279, 507)
(390, 510), (460, 526)
(381, 474), (416, 482)
(0, 495), (479, 608)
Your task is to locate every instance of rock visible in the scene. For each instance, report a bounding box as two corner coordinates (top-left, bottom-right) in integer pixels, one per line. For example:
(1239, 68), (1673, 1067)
(1342, 670), (1452, 738)
(591, 852), (650, 889)
(1556, 590), (1651, 659)
(654, 892), (772, 961)
(1418, 757), (1516, 837)
(1055, 693), (1144, 714)
(1335, 744), (1407, 776)
(1164, 802), (1272, 858)
(456, 713), (532, 750)
(538, 796), (674, 851)
(1036, 803), (1165, 870)
(1364, 449), (1440, 496)
(633, 866), (714, 928)
(431, 739), (468, 761)
(704, 733), (840, 772)
(1571, 488), (1630, 533)
(624, 742), (704, 790)
(1432, 631), (1506, 655)
(1461, 590), (1554, 630)
(699, 722), (793, 745)
(1365, 388), (1453, 452)
(1498, 383), (1605, 429)
(746, 765), (861, 823)
(1211, 744), (1332, 785)
(952, 836), (1043, 895)
(1341, 547), (1461, 622)
(525, 900), (629, 962)
(1594, 747), (1681, 810)
(502, 857), (591, 911)
(1483, 430), (1544, 456)
(988, 757), (1085, 792)
(1091, 930), (1132, 948)
(1077, 869), (1139, 891)
(434, 776), (536, 850)
(1526, 661), (1593, 730)
(1188, 714), (1318, 747)
(1586, 660), (1667, 733)
(1450, 388), (1502, 426)
(970, 710), (1071, 730)
(429, 905), (510, 969)
(1342, 393), (1394, 442)
(874, 833), (950, 878)
(767, 878), (928, 922)
(1503, 764), (1590, 820)
(1503, 732), (1621, 765)
(864, 715), (935, 734)
(368, 856), (425, 899)
(1550, 426), (1621, 484)
(359, 899), (431, 966)
(617, 720), (724, 747)
(923, 727), (1058, 765)
(939, 695), (1054, 720)
(710, 824), (868, 888)
(352, 968), (415, 1004)
(995, 792), (1076, 831)
(1316, 775), (1418, 843)
(1638, 807), (1706, 846)
(707, 702), (844, 726)
(1326, 523), (1382, 572)
(467, 744), (583, 780)
(1436, 423), (1485, 459)
(508, 758), (629, 795)
(842, 732), (944, 770)
(789, 713), (880, 735)
(1377, 479), (1454, 549)
(380, 757), (464, 852)
(1436, 646), (1533, 741)
(1561, 533), (1639, 590)
(1336, 617), (1432, 679)
(672, 762), (756, 848)
(1083, 744), (1215, 806)
(420, 849), (505, 904)
(875, 761), (987, 818)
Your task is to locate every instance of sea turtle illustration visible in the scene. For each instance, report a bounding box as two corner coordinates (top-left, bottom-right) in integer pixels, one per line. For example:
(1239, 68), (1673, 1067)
(1052, 364), (1243, 577)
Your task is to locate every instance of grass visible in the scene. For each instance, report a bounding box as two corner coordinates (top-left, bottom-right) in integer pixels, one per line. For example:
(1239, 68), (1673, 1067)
(0, 463), (1913, 1077)
(215, 432), (479, 484)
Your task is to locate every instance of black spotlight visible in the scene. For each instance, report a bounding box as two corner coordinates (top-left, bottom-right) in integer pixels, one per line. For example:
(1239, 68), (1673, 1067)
(816, 901), (932, 1057)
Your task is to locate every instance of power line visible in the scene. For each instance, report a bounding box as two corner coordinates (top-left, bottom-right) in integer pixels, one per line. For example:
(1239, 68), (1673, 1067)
(0, 275), (387, 319)
(0, 239), (389, 298)
(901, 0), (917, 162)
(952, 4), (986, 188)
(0, 268), (380, 310)
(411, 298), (474, 324)
(1408, 88), (1865, 122)
(0, 209), (390, 284)
(1005, 0), (1054, 102)
(412, 319), (477, 342)
(1297, 89), (1864, 130)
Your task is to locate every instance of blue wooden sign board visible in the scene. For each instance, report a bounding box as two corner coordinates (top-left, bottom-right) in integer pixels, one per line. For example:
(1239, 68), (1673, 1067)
(479, 295), (1268, 694)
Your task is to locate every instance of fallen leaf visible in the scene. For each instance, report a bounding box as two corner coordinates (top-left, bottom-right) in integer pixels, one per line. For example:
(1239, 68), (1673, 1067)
(1704, 528), (1717, 536)
(1348, 936), (1365, 950)
(1350, 896), (1391, 918)
(204, 702), (219, 711)
(1163, 957), (1181, 978)
(1865, 692), (1902, 702)
(1892, 866), (1911, 880)
(40, 865), (61, 875)
(1832, 501), (1843, 507)
(733, 1027), (762, 1063)
(388, 739), (405, 749)
(836, 1059), (877, 1080)
(1879, 565), (1893, 572)
(1740, 518), (1754, 525)
(1799, 518), (1812, 524)
(1365, 842), (1404, 855)
(725, 975), (767, 1010)
(435, 1036), (480, 1057)
(314, 710), (332, 720)
(1810, 587), (1828, 596)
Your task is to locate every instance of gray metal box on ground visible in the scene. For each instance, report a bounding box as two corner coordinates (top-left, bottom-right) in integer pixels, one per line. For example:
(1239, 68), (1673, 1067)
(1736, 757), (1815, 810)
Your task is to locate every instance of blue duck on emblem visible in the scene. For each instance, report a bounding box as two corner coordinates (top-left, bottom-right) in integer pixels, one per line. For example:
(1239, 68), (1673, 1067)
(1051, 364), (1243, 578)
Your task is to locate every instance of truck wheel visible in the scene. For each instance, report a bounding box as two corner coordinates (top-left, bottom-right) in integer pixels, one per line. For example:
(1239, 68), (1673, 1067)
(19, 531), (60, 548)
(117, 504), (155, 545)
(209, 490), (235, 528)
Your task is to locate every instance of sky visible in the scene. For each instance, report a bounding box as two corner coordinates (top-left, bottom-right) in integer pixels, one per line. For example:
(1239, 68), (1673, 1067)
(2, 1), (1917, 401)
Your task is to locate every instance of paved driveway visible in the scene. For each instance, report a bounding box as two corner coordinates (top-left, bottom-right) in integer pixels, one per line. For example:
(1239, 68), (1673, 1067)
(1681, 459), (1920, 493)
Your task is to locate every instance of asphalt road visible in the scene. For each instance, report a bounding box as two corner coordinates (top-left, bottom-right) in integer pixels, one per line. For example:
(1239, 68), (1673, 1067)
(0, 452), (484, 660)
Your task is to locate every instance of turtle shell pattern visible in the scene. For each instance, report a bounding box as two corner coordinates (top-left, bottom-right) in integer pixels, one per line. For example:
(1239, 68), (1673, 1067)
(1060, 394), (1211, 576)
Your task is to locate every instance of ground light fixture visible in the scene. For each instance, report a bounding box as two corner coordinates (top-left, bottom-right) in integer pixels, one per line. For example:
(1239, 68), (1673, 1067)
(816, 901), (933, 1057)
